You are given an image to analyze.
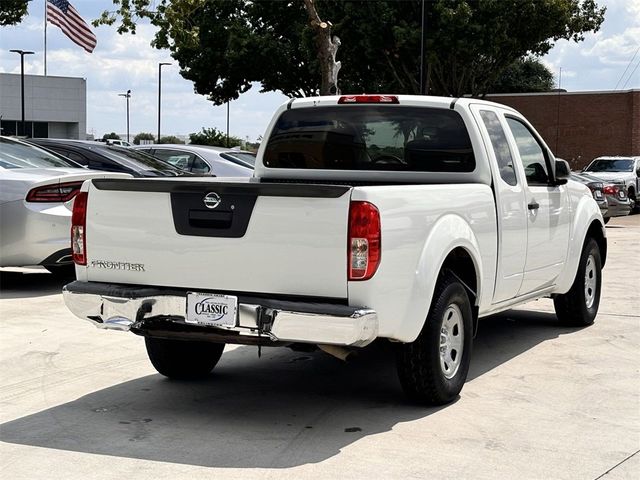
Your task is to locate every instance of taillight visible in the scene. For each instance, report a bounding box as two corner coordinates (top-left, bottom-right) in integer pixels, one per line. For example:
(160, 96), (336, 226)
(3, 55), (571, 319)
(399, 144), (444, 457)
(26, 181), (83, 203)
(603, 185), (619, 195)
(71, 191), (88, 265)
(348, 201), (381, 281)
(338, 95), (399, 104)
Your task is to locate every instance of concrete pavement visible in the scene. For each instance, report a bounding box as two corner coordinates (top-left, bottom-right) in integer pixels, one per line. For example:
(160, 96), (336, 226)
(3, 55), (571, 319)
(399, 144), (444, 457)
(0, 215), (638, 480)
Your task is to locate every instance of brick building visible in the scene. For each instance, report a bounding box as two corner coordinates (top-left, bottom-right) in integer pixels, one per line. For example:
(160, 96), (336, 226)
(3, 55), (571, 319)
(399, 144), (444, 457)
(487, 89), (639, 170)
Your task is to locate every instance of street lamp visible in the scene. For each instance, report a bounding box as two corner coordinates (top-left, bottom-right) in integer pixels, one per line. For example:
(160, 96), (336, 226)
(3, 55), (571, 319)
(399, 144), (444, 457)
(157, 62), (171, 144)
(118, 90), (132, 143)
(9, 49), (35, 137)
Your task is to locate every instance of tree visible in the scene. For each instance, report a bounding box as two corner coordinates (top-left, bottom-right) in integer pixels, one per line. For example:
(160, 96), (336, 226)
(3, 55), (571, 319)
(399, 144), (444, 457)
(0, 0), (29, 26)
(133, 132), (155, 145)
(489, 57), (555, 94)
(189, 128), (242, 147)
(96, 1), (605, 100)
(159, 135), (184, 144)
(102, 132), (121, 140)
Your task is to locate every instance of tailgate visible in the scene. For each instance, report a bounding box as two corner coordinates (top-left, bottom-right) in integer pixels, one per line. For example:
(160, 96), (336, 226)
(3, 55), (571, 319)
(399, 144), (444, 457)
(83, 179), (351, 298)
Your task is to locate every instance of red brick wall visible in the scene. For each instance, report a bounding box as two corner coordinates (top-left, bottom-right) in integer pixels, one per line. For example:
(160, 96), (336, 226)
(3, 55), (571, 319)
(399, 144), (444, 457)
(486, 90), (639, 170)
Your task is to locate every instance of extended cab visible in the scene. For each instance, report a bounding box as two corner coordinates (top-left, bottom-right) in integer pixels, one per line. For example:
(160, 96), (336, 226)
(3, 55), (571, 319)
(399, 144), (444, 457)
(63, 95), (606, 404)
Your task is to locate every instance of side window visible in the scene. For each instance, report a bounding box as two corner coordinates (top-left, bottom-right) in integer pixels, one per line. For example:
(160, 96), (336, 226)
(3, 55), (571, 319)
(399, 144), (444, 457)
(62, 150), (89, 166)
(152, 149), (194, 171)
(506, 118), (549, 186)
(191, 156), (211, 174)
(479, 110), (517, 186)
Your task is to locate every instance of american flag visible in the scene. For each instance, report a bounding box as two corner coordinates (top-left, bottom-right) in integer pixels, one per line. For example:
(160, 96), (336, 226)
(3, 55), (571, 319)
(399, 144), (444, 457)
(46, 0), (97, 53)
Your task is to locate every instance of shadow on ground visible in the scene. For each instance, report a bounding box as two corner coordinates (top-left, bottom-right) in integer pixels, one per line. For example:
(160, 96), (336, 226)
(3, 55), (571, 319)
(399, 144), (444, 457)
(0, 270), (70, 300)
(0, 309), (576, 468)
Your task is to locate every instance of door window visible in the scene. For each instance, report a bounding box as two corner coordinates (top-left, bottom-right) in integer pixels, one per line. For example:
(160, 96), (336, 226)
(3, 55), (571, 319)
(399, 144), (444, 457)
(480, 110), (517, 186)
(506, 118), (550, 186)
(151, 149), (195, 171)
(191, 156), (211, 174)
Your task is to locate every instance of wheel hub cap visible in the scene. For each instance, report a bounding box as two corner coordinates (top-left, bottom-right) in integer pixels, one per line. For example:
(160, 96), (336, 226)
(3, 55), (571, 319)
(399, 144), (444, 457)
(584, 254), (597, 309)
(440, 304), (464, 379)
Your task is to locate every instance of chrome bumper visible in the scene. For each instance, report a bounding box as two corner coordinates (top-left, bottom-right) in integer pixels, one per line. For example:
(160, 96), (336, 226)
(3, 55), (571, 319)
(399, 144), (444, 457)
(62, 282), (378, 347)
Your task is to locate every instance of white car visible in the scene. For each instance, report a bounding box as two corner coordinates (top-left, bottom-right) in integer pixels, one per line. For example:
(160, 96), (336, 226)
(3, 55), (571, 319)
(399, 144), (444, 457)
(0, 137), (129, 274)
(133, 144), (254, 177)
(583, 156), (640, 210)
(63, 95), (605, 404)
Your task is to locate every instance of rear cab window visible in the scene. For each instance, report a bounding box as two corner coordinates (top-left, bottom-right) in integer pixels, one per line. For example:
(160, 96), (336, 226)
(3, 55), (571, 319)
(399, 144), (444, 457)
(264, 106), (475, 173)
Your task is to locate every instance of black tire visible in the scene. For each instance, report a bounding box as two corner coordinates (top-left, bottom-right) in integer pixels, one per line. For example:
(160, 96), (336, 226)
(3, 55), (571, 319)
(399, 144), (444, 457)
(396, 272), (473, 405)
(44, 264), (75, 278)
(145, 337), (225, 379)
(553, 237), (602, 327)
(629, 189), (638, 213)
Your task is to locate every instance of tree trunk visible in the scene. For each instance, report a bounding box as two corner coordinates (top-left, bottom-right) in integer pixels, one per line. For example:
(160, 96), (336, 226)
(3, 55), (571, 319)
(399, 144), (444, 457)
(302, 0), (341, 95)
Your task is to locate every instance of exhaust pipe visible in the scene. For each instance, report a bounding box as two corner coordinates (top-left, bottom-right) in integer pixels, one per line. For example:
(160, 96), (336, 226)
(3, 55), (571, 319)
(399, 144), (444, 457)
(318, 344), (356, 362)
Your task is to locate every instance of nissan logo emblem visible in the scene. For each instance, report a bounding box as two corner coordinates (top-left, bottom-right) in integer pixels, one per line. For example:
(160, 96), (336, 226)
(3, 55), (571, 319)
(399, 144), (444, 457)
(203, 192), (221, 209)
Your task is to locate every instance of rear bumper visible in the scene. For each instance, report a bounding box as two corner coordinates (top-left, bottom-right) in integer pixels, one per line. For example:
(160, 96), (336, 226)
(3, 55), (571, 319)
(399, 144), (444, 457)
(63, 281), (378, 347)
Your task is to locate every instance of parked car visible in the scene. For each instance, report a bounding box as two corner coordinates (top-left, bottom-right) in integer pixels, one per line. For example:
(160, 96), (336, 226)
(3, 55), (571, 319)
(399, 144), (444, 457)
(570, 173), (608, 219)
(96, 138), (132, 147)
(28, 139), (187, 177)
(583, 156), (640, 211)
(571, 172), (631, 223)
(0, 136), (129, 273)
(601, 181), (632, 223)
(133, 144), (254, 177)
(63, 95), (606, 405)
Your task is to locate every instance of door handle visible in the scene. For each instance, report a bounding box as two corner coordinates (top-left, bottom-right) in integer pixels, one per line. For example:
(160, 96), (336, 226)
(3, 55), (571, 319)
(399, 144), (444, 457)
(528, 202), (540, 210)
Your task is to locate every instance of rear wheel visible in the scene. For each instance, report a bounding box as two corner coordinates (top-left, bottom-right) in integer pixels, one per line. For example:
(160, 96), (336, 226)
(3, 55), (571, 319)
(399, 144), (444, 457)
(145, 337), (225, 379)
(553, 237), (602, 326)
(44, 264), (75, 278)
(396, 272), (473, 405)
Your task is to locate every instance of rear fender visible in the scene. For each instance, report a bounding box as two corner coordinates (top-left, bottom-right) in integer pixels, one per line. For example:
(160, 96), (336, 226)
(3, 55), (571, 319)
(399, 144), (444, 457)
(398, 214), (483, 343)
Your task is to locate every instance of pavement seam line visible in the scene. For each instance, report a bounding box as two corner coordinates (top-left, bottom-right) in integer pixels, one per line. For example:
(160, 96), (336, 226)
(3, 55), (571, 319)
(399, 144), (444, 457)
(593, 449), (640, 480)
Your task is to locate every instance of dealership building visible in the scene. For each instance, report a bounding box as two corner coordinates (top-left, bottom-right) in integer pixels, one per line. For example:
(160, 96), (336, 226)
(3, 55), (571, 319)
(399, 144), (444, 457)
(0, 72), (86, 139)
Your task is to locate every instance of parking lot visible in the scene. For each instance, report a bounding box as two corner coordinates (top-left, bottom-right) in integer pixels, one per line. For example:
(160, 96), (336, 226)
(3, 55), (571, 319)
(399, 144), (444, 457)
(0, 215), (638, 480)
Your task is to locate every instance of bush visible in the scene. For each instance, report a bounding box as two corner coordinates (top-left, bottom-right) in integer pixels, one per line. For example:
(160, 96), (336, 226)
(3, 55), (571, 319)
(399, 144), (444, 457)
(159, 135), (184, 144)
(134, 132), (155, 145)
(102, 132), (120, 140)
(189, 127), (242, 147)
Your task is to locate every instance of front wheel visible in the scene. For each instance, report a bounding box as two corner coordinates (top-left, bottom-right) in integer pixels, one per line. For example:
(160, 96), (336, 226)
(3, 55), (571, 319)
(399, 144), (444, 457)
(396, 272), (473, 405)
(145, 337), (225, 379)
(553, 237), (602, 326)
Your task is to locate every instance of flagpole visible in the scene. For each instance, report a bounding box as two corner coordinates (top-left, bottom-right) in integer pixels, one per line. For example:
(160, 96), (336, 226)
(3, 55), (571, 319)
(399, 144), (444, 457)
(44, 0), (48, 75)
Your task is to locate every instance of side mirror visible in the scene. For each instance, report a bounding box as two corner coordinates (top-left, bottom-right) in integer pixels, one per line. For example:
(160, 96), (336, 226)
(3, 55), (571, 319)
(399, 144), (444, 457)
(554, 159), (571, 185)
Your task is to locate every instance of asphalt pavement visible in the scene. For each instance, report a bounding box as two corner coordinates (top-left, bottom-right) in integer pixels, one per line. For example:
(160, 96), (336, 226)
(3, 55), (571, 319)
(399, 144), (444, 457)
(0, 215), (638, 480)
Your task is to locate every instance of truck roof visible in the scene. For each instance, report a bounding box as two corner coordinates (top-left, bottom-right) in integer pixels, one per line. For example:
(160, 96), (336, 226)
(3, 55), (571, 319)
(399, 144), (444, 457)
(254, 94), (519, 185)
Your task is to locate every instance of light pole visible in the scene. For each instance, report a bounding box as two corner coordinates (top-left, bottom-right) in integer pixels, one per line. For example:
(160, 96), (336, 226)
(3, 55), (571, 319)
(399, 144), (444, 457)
(9, 49), (35, 137)
(157, 62), (171, 144)
(118, 90), (131, 143)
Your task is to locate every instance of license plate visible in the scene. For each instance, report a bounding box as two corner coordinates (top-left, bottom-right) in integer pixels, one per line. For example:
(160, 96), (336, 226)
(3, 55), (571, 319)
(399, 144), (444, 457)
(595, 191), (603, 199)
(186, 292), (237, 328)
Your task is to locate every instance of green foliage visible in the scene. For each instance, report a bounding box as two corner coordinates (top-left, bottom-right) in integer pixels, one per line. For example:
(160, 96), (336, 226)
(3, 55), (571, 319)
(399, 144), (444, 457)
(490, 57), (555, 94)
(133, 132), (155, 145)
(159, 135), (184, 144)
(102, 132), (121, 140)
(0, 0), (29, 26)
(189, 128), (242, 147)
(96, 0), (606, 99)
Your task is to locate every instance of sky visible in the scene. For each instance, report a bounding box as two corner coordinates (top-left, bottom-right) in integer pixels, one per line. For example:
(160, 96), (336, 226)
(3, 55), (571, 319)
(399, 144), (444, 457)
(0, 0), (638, 140)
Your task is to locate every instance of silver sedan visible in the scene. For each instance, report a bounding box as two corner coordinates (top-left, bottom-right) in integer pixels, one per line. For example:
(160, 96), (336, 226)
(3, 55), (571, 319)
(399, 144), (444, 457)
(0, 137), (129, 272)
(133, 144), (254, 177)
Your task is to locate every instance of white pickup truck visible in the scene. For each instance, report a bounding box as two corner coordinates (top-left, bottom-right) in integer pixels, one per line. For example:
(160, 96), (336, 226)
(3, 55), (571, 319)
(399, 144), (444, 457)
(63, 95), (606, 405)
